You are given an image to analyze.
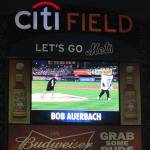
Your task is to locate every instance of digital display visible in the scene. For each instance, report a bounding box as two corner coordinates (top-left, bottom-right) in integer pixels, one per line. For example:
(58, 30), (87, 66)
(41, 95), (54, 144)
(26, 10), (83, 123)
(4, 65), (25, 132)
(31, 60), (120, 124)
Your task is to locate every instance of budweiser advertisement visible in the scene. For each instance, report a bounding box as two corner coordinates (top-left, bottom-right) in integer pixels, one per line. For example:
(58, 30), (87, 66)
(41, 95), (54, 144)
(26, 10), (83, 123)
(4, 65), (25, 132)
(9, 125), (141, 150)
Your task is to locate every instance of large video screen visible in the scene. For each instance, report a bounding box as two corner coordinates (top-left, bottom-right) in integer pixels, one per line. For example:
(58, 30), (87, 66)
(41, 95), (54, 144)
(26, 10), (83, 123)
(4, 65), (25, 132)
(31, 60), (120, 124)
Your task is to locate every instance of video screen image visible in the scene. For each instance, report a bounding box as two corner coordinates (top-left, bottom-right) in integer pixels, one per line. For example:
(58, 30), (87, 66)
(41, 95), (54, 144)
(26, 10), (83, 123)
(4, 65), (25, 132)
(31, 60), (119, 124)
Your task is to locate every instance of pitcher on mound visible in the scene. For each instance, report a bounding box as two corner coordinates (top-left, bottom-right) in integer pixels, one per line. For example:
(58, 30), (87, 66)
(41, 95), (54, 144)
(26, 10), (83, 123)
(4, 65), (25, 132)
(41, 75), (57, 98)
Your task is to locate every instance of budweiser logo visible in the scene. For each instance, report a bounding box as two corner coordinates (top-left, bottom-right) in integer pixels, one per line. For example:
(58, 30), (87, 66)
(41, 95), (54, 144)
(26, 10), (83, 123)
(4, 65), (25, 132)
(15, 130), (95, 150)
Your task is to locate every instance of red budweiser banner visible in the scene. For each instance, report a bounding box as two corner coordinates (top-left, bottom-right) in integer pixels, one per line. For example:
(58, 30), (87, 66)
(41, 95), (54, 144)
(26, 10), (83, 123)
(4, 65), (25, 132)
(9, 125), (141, 150)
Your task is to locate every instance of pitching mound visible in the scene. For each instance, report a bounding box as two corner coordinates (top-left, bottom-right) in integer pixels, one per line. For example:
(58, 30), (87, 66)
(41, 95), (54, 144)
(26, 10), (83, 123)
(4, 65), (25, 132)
(32, 93), (88, 102)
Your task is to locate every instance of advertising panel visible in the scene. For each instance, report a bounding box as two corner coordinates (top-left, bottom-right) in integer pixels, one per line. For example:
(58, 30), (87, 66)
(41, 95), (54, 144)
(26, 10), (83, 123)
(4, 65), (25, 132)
(120, 64), (141, 125)
(8, 0), (140, 60)
(8, 125), (142, 150)
(9, 60), (31, 124)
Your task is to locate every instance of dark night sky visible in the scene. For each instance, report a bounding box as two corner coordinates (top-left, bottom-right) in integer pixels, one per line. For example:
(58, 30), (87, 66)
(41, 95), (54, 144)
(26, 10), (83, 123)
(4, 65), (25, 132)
(0, 0), (150, 21)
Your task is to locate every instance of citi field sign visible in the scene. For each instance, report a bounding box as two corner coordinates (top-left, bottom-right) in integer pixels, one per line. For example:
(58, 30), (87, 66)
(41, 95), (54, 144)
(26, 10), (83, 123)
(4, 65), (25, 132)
(15, 1), (133, 33)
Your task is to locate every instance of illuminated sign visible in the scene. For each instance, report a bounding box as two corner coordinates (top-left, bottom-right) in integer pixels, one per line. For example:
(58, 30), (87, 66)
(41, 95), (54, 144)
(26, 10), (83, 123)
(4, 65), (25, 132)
(31, 60), (119, 124)
(35, 42), (113, 56)
(9, 125), (142, 150)
(15, 1), (60, 31)
(15, 1), (133, 33)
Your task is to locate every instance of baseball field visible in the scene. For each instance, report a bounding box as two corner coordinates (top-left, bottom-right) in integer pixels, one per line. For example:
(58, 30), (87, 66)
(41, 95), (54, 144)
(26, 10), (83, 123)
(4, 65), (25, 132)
(32, 81), (119, 111)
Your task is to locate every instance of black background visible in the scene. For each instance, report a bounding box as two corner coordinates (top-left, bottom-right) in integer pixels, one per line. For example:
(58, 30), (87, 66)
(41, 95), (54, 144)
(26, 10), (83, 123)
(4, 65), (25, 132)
(1, 0), (150, 149)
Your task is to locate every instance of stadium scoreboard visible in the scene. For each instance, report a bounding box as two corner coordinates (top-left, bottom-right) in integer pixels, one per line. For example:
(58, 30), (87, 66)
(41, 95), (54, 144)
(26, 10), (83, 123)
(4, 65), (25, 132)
(9, 59), (141, 125)
(2, 1), (143, 150)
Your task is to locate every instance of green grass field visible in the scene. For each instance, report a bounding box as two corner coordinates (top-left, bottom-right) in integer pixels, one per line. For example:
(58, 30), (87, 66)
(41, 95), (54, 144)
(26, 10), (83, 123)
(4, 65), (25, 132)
(32, 81), (119, 111)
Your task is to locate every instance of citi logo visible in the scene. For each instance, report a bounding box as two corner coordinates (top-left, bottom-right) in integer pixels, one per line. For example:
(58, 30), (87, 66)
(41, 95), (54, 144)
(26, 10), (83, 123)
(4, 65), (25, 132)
(15, 1), (60, 30)
(15, 1), (133, 33)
